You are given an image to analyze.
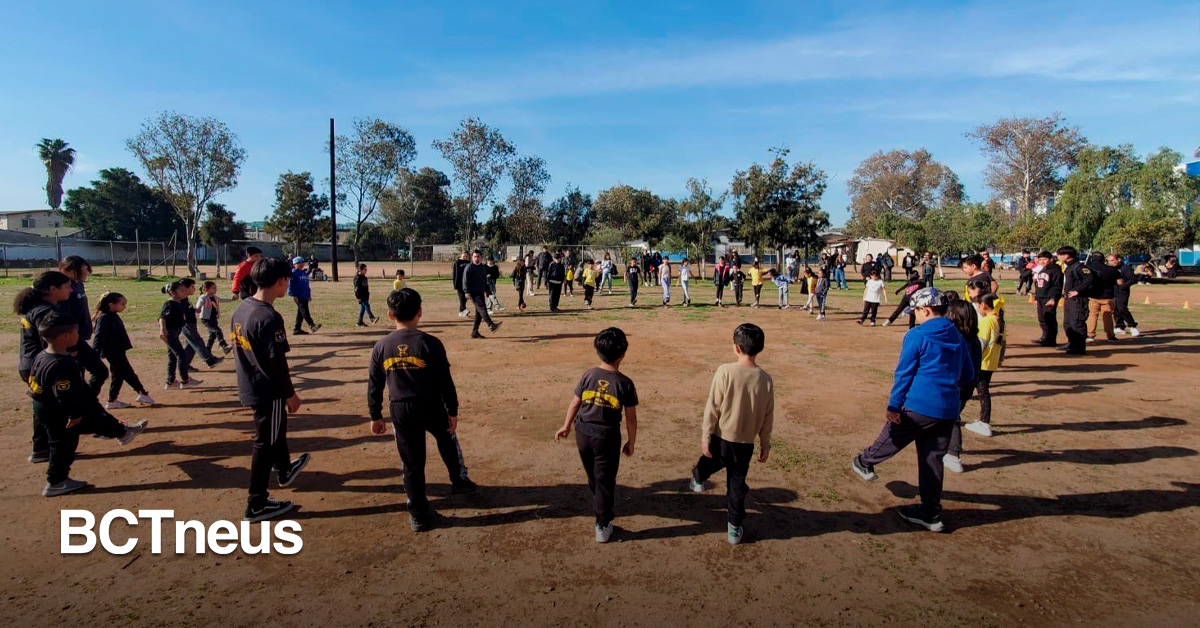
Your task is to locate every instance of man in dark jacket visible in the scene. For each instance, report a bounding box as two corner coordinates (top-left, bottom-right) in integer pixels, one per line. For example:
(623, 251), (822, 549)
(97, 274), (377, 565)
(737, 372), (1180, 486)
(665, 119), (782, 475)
(546, 252), (566, 312)
(451, 251), (470, 318)
(1058, 246), (1094, 355)
(536, 247), (553, 290)
(1032, 251), (1063, 347)
(1107, 253), (1141, 337)
(464, 250), (501, 339)
(1085, 252), (1120, 342)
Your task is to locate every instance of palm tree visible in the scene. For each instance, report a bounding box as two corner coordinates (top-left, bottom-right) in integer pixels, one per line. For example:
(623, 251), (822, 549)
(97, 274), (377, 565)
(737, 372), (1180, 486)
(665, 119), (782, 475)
(36, 138), (76, 209)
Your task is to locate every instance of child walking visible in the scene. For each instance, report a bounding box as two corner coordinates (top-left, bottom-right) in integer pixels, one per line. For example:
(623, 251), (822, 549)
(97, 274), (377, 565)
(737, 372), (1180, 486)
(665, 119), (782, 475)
(30, 311), (147, 496)
(367, 288), (477, 532)
(354, 263), (379, 326)
(801, 268), (817, 311)
(748, 260), (764, 307)
(92, 292), (155, 409)
(485, 256), (505, 313)
(858, 271), (886, 325)
(851, 288), (976, 532)
(159, 281), (201, 390)
(964, 294), (1002, 438)
(659, 257), (672, 306)
(554, 327), (638, 543)
(813, 269), (830, 320)
(625, 258), (640, 307)
(511, 258), (528, 312)
(178, 278), (224, 368)
(393, 269), (406, 292)
(197, 281), (232, 354)
(231, 257), (312, 522)
(768, 269), (791, 309)
(582, 260), (599, 308)
(944, 299), (981, 474)
(288, 256), (321, 335)
(883, 271), (925, 328)
(687, 323), (773, 545)
(15, 270), (75, 463)
(713, 256), (729, 307)
(680, 259), (693, 306)
(730, 261), (746, 306)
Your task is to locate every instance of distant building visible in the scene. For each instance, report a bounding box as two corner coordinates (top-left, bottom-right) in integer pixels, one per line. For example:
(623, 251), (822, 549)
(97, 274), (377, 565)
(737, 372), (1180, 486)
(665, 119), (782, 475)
(0, 209), (82, 237)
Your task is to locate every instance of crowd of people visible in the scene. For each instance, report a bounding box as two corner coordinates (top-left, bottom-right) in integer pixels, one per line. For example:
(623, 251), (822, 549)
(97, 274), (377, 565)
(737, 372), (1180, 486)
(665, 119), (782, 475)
(10, 242), (1161, 540)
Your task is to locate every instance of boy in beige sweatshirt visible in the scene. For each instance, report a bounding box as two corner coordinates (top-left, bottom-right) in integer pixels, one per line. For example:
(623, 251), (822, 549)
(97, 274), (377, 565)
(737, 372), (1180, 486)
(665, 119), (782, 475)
(687, 323), (774, 545)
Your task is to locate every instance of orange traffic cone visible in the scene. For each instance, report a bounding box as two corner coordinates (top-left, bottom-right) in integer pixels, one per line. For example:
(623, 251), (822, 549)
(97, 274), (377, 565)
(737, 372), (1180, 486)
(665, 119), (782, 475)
(1143, 295), (1151, 305)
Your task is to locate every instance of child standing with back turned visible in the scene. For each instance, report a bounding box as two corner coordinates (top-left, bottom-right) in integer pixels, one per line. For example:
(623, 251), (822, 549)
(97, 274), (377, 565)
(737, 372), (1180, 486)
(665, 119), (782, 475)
(687, 323), (773, 545)
(554, 327), (639, 543)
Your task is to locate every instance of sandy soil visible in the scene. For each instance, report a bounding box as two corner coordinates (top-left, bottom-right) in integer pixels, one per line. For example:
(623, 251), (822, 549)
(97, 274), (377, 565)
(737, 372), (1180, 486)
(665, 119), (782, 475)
(0, 263), (1197, 627)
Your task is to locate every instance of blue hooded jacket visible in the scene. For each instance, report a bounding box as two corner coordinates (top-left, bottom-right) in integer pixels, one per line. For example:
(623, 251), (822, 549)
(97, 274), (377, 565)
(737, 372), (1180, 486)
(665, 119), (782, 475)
(888, 316), (976, 420)
(287, 268), (312, 300)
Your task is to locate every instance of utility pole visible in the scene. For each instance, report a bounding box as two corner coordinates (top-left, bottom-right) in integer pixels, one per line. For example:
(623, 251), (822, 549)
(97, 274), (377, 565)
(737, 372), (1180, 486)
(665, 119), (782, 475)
(329, 118), (340, 281)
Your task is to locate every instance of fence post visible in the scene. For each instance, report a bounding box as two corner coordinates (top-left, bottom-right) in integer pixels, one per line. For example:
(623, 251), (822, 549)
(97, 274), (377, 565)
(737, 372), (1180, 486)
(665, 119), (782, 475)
(110, 240), (116, 277)
(3, 245), (6, 278)
(135, 229), (141, 276)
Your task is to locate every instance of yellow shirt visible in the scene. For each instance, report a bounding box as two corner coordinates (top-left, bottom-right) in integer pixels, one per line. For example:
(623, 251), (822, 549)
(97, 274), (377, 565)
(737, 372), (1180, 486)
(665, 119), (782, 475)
(748, 267), (764, 286)
(806, 277), (816, 292)
(393, 278), (405, 291)
(978, 313), (1001, 371)
(566, 267), (574, 281)
(583, 267), (598, 287)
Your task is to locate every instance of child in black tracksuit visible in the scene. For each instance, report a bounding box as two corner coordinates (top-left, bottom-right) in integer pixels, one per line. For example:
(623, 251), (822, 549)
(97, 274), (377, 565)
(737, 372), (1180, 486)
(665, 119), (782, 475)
(29, 311), (147, 497)
(230, 257), (311, 522)
(15, 271), (76, 462)
(554, 327), (639, 543)
(354, 263), (378, 326)
(885, 272), (926, 328)
(92, 292), (155, 409)
(367, 288), (477, 532)
(159, 281), (199, 389)
(197, 281), (232, 354)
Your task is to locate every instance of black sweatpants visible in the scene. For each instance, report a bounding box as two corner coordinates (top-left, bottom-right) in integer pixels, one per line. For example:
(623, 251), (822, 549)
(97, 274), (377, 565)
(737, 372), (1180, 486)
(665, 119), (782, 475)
(293, 297), (316, 332)
(583, 285), (595, 305)
(1114, 291), (1138, 330)
(391, 400), (469, 521)
(753, 284), (762, 304)
(575, 420), (622, 526)
(734, 283), (744, 305)
(548, 282), (563, 311)
(202, 315), (230, 352)
(886, 293), (915, 327)
(693, 435), (755, 527)
(470, 293), (494, 333)
(713, 281), (724, 303)
(20, 368), (47, 453)
(1036, 301), (1058, 346)
(1064, 297), (1088, 353)
(628, 277), (639, 304)
(456, 289), (468, 313)
(37, 400), (127, 485)
(976, 370), (994, 424)
(164, 327), (191, 384)
(860, 301), (880, 323)
(859, 410), (954, 517)
(72, 342), (109, 398)
(106, 351), (147, 402)
(248, 398), (292, 508)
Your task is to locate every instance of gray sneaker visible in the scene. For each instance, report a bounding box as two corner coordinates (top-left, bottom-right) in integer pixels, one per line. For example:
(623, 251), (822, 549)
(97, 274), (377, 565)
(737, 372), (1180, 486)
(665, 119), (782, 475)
(118, 420), (148, 446)
(43, 478), (87, 497)
(852, 455), (878, 482)
(595, 522), (614, 543)
(727, 523), (744, 545)
(687, 477), (705, 493)
(28, 450), (49, 463)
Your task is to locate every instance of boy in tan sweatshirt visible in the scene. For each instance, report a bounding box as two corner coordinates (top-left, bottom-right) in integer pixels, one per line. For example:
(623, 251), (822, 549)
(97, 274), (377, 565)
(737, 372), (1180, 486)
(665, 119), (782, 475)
(687, 323), (774, 544)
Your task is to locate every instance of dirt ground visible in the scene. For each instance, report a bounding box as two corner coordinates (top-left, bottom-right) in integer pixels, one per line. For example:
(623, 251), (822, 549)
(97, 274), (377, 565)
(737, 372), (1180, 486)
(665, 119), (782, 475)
(0, 262), (1197, 627)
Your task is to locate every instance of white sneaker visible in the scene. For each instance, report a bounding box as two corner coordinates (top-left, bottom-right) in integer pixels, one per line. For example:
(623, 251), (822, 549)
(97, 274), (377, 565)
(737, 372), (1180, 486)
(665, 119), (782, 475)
(105, 400), (131, 409)
(687, 478), (704, 493)
(1086, 337), (1095, 343)
(869, 321), (876, 326)
(135, 393), (156, 406)
(1129, 327), (1141, 337)
(1114, 327), (1127, 335)
(458, 310), (468, 318)
(43, 478), (87, 497)
(943, 454), (964, 473)
(882, 320), (891, 327)
(964, 421), (993, 437)
(118, 420), (148, 445)
(595, 522), (614, 543)
(727, 523), (744, 545)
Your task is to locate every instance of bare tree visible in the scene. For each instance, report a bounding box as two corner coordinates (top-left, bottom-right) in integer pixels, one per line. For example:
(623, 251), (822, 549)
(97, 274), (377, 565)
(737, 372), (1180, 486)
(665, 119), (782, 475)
(432, 117), (516, 247)
(966, 113), (1087, 216)
(845, 148), (962, 236)
(330, 118), (417, 262)
(505, 155), (550, 255)
(127, 112), (246, 275)
(678, 178), (728, 274)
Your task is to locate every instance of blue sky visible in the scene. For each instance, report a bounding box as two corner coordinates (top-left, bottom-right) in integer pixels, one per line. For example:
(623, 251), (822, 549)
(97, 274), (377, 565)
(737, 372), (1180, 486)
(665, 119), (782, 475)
(1, 0), (1197, 229)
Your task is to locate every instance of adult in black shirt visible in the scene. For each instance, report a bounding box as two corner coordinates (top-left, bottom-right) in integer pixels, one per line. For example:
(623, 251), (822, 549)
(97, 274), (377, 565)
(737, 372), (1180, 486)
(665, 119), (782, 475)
(58, 256), (109, 396)
(230, 257), (310, 522)
(861, 254), (878, 283)
(367, 288), (475, 531)
(1058, 247), (1094, 355)
(451, 252), (470, 317)
(1032, 252), (1064, 346)
(464, 250), (501, 338)
(537, 248), (553, 290)
(1107, 253), (1140, 336)
(1016, 250), (1034, 295)
(1085, 253), (1120, 341)
(546, 253), (566, 312)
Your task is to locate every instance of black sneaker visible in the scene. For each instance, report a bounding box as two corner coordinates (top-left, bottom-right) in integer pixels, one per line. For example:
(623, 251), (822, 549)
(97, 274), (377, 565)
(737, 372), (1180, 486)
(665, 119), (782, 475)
(244, 498), (295, 522)
(851, 455), (878, 481)
(206, 356), (225, 368)
(28, 450), (49, 463)
(450, 479), (479, 494)
(488, 321), (502, 333)
(221, 345), (233, 354)
(410, 513), (434, 532)
(471, 331), (483, 339)
(896, 504), (944, 532)
(310, 324), (322, 333)
(292, 329), (309, 336)
(278, 453), (311, 487)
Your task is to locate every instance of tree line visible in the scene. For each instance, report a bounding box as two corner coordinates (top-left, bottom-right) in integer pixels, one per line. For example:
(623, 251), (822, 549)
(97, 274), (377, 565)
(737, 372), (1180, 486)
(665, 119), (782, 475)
(35, 112), (1199, 276)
